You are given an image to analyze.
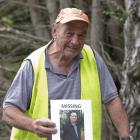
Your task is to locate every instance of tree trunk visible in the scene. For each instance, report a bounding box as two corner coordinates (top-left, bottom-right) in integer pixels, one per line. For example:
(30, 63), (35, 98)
(90, 0), (105, 53)
(27, 0), (51, 40)
(59, 0), (73, 9)
(45, 0), (59, 25)
(120, 0), (140, 139)
(74, 0), (89, 11)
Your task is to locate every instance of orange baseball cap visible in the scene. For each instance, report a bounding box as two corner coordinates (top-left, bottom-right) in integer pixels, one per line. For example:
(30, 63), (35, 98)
(55, 8), (89, 24)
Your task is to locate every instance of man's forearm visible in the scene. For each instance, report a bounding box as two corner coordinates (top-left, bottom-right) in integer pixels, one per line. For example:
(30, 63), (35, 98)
(2, 106), (33, 132)
(105, 97), (130, 137)
(2, 106), (57, 138)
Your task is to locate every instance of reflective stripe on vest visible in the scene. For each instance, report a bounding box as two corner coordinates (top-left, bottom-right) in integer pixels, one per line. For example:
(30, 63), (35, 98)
(11, 44), (102, 140)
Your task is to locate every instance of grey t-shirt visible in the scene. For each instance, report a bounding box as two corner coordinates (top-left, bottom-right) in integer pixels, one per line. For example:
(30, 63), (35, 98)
(3, 45), (118, 112)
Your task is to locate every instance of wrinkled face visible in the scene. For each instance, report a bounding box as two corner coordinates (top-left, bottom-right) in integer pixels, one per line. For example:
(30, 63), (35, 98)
(70, 112), (77, 123)
(52, 21), (88, 59)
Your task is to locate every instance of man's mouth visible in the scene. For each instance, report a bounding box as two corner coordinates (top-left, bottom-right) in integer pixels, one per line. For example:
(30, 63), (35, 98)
(68, 46), (79, 49)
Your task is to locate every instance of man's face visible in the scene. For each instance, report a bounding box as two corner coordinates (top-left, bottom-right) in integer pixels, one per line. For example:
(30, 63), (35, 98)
(52, 21), (88, 59)
(70, 112), (77, 123)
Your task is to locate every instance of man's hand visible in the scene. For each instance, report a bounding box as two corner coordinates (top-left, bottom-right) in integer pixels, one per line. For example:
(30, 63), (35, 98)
(2, 106), (57, 138)
(31, 118), (57, 138)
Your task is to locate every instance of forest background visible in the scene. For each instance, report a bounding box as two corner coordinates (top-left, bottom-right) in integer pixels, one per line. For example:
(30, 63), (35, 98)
(0, 0), (140, 140)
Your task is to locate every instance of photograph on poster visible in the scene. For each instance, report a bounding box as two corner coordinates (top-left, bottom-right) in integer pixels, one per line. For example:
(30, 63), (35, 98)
(51, 100), (92, 140)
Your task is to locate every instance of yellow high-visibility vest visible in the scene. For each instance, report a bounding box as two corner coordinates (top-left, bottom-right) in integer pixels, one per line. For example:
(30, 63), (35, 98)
(11, 44), (102, 140)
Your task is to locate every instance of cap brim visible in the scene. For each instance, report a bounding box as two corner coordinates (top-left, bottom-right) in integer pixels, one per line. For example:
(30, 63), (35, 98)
(59, 17), (89, 24)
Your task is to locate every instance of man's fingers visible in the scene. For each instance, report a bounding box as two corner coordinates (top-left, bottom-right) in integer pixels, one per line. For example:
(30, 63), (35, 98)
(36, 126), (57, 137)
(35, 118), (56, 127)
(32, 118), (57, 138)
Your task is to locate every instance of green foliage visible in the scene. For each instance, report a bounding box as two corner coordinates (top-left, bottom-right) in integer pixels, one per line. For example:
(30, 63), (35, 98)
(0, 2), (32, 31)
(0, 121), (11, 139)
(103, 6), (127, 22)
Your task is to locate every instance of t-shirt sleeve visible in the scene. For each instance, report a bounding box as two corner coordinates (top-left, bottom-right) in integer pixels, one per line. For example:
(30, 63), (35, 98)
(94, 50), (118, 103)
(2, 60), (33, 111)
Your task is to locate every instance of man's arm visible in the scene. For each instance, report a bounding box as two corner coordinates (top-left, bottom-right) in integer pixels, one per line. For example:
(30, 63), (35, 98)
(105, 96), (130, 137)
(2, 106), (57, 138)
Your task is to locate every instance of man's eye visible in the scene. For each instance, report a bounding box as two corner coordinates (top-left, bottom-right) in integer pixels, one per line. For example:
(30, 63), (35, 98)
(79, 34), (84, 37)
(79, 34), (86, 39)
(66, 32), (73, 36)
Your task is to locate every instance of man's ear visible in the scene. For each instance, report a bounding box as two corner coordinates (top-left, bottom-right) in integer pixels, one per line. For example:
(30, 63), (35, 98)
(51, 23), (57, 40)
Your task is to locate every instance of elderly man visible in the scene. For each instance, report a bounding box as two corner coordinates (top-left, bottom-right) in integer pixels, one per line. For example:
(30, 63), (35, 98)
(3, 8), (133, 140)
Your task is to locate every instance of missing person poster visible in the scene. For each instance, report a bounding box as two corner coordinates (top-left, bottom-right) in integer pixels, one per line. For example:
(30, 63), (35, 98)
(51, 100), (93, 140)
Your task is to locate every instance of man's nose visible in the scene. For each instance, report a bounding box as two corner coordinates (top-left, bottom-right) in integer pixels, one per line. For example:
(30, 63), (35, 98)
(71, 34), (80, 45)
